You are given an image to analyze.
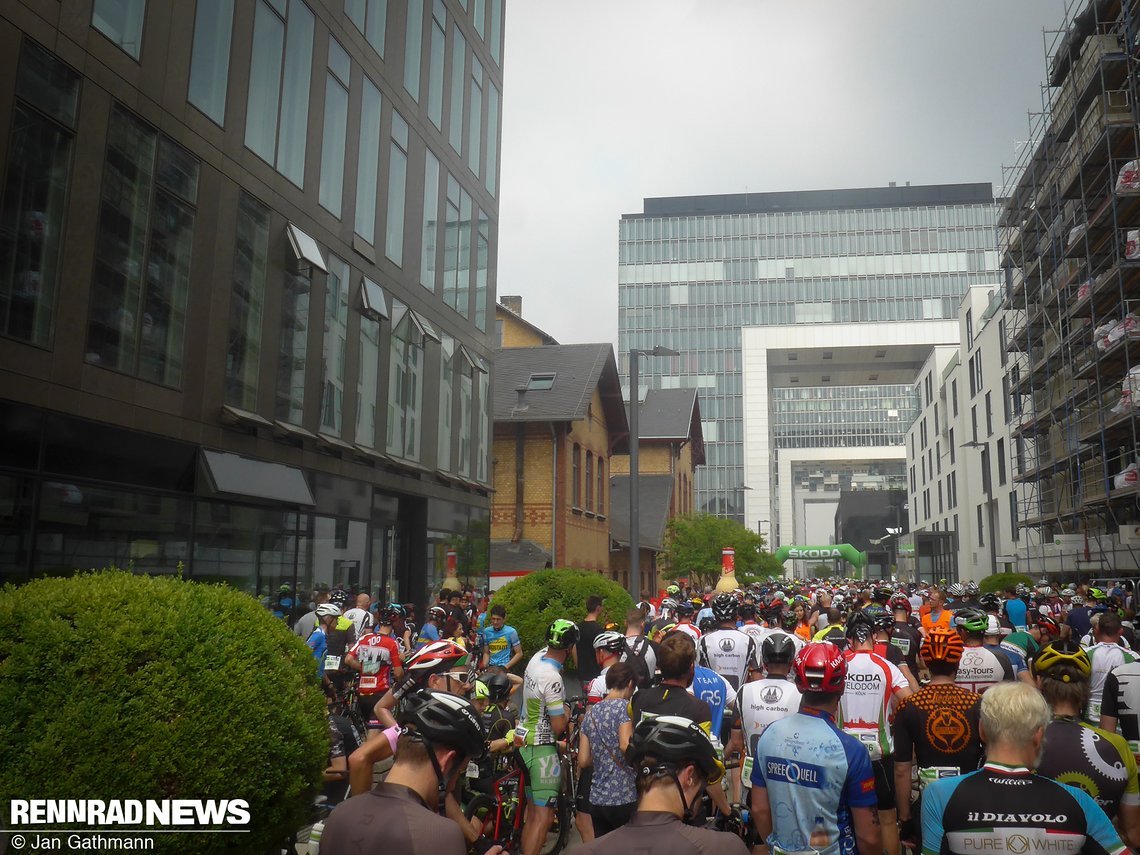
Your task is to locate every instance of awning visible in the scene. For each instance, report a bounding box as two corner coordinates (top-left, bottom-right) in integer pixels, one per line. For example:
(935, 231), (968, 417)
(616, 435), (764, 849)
(201, 449), (315, 506)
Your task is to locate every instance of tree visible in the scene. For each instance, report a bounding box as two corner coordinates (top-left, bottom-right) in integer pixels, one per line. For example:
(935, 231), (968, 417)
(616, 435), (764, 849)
(663, 514), (782, 589)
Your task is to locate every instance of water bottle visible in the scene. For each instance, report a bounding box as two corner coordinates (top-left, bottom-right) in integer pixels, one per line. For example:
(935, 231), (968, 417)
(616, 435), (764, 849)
(810, 816), (829, 849)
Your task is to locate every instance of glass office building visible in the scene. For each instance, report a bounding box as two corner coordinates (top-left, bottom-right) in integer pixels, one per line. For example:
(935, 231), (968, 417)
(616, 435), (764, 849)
(0, 0), (503, 606)
(618, 185), (1001, 523)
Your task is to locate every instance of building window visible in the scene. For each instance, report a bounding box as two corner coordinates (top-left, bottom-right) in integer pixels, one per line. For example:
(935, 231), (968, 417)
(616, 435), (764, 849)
(92, 0), (147, 59)
(489, 0), (502, 64)
(1009, 491), (1019, 541)
(403, 0), (424, 99)
(486, 81), (500, 196)
(475, 210), (489, 331)
(495, 319), (504, 347)
(938, 480), (943, 514)
(277, 225), (325, 424)
(443, 175), (460, 309)
(597, 457), (605, 516)
(225, 193), (271, 410)
(997, 437), (1006, 486)
(355, 77), (383, 244)
(356, 279), (383, 448)
(386, 112), (409, 265)
(585, 451), (594, 511)
(971, 406), (978, 443)
(952, 378), (958, 417)
(438, 336), (454, 471)
(476, 368), (490, 483)
(1001, 375), (1011, 423)
(999, 317), (1008, 367)
(966, 309), (973, 348)
(473, 0), (486, 36)
(245, 0), (315, 187)
(421, 149), (440, 290)
(427, 1), (447, 128)
(572, 443), (581, 507)
(188, 0), (235, 124)
(468, 58), (483, 178)
(88, 106), (199, 387)
(448, 26), (466, 154)
(949, 428), (955, 464)
(0, 41), (80, 348)
(458, 363), (472, 476)
(977, 503), (985, 547)
(346, 0), (386, 57)
(320, 255), (350, 436)
(318, 37), (350, 218)
(985, 392), (993, 437)
(386, 300), (424, 461)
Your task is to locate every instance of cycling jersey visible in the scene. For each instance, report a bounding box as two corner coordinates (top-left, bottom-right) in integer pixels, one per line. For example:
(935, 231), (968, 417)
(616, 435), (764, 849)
(1035, 716), (1140, 819)
(587, 665), (612, 704)
(1101, 663), (1140, 760)
(343, 606), (373, 638)
(737, 677), (803, 783)
(954, 645), (1013, 694)
(349, 632), (403, 695)
(630, 684), (713, 734)
(480, 624), (520, 667)
(690, 664), (736, 740)
(563, 810), (750, 855)
(1000, 631), (1039, 662)
(892, 684), (983, 785)
(674, 622), (702, 643)
(415, 621), (441, 648)
(699, 628), (755, 690)
(984, 643), (1028, 677)
(739, 622), (771, 648)
(517, 649), (565, 746)
(1087, 642), (1139, 725)
(890, 622), (923, 673)
(308, 627), (329, 677)
(319, 782), (467, 855)
(920, 762), (1128, 855)
(840, 650), (908, 759)
(1003, 597), (1028, 631)
(751, 708), (877, 855)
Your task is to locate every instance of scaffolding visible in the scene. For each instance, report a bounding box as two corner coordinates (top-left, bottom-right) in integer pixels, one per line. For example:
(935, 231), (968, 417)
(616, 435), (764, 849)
(1003, 0), (1140, 576)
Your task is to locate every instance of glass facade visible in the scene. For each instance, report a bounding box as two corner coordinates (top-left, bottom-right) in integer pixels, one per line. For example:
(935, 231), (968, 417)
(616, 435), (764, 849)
(187, 0), (234, 124)
(618, 192), (1000, 520)
(318, 37), (350, 217)
(92, 0), (147, 59)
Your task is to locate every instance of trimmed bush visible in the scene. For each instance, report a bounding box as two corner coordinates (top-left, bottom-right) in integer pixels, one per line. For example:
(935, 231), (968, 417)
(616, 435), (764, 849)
(979, 572), (1035, 594)
(0, 570), (328, 854)
(490, 569), (633, 671)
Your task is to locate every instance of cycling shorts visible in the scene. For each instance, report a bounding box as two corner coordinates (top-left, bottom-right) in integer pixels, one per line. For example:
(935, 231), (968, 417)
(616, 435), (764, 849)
(519, 744), (561, 808)
(872, 755), (896, 810)
(576, 767), (592, 813)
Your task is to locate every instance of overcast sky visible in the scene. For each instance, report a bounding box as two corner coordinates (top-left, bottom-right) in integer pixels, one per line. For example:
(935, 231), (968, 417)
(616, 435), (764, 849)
(495, 1), (1069, 346)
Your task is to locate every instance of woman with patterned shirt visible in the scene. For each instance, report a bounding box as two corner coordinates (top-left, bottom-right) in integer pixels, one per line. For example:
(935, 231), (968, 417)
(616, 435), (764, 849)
(578, 662), (637, 836)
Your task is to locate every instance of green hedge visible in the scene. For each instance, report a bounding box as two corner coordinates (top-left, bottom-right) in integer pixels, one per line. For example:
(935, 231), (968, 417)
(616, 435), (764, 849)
(979, 572), (1035, 594)
(490, 569), (633, 671)
(0, 570), (328, 854)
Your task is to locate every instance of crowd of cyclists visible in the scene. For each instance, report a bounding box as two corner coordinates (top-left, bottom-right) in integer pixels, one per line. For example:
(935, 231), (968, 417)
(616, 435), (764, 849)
(283, 576), (1140, 855)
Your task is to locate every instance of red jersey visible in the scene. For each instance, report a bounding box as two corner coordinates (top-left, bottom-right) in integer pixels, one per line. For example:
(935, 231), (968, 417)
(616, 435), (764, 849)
(350, 632), (403, 695)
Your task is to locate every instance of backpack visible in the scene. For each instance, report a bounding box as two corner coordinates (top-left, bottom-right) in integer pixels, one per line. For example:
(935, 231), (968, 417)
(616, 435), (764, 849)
(622, 637), (652, 690)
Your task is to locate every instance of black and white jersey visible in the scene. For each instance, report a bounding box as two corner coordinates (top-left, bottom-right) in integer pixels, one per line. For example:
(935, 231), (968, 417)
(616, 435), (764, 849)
(698, 628), (755, 690)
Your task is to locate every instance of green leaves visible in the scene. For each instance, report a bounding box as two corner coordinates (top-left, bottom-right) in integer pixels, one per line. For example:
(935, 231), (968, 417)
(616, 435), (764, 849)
(662, 514), (784, 588)
(979, 572), (1035, 594)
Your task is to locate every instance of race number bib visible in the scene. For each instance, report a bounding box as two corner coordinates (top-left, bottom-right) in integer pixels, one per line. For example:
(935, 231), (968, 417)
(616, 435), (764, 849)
(741, 755), (754, 785)
(918, 766), (960, 789)
(851, 730), (883, 761)
(466, 761), (480, 778)
(323, 655), (342, 672)
(514, 723), (529, 746)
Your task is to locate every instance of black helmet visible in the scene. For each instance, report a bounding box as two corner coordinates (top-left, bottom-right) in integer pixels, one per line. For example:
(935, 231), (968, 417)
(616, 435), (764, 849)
(674, 600), (695, 617)
(846, 610), (876, 644)
(762, 633), (798, 665)
(711, 593), (738, 623)
(863, 605), (893, 633)
(739, 602), (757, 621)
(398, 689), (486, 759)
(626, 715), (725, 785)
(780, 609), (798, 632)
(698, 615), (717, 634)
(979, 592), (1002, 612)
(482, 672), (512, 701)
(329, 589), (350, 607)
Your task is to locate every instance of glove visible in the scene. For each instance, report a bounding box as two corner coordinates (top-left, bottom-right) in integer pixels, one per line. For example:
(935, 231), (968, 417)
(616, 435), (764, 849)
(899, 816), (919, 848)
(714, 806), (746, 838)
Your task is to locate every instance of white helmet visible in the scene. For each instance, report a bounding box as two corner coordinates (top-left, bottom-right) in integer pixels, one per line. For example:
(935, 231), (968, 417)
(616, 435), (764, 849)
(316, 603), (342, 618)
(592, 630), (626, 652)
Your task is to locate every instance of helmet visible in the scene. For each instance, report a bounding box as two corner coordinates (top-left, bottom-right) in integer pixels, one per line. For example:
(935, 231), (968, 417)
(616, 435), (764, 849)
(692, 597), (705, 608)
(593, 630), (626, 653)
(398, 689), (485, 759)
(1039, 586), (1055, 598)
(780, 609), (798, 632)
(761, 633), (798, 665)
(406, 640), (470, 677)
(660, 597), (678, 613)
(739, 603), (757, 621)
(546, 618), (579, 650)
(979, 592), (1002, 611)
(698, 615), (717, 634)
(1089, 587), (1107, 601)
(864, 605), (894, 633)
(1033, 640), (1092, 681)
(674, 601), (695, 617)
(846, 610), (876, 644)
(473, 679), (490, 700)
(626, 715), (725, 785)
(921, 627), (965, 664)
(482, 672), (512, 701)
(793, 642), (847, 694)
(389, 603), (407, 616)
(1036, 613), (1061, 636)
(375, 607), (394, 626)
(711, 593), (738, 623)
(954, 608), (988, 634)
(329, 589), (350, 607)
(666, 584), (681, 596)
(1015, 583), (1029, 597)
(947, 582), (966, 597)
(965, 581), (980, 596)
(873, 586), (893, 603)
(889, 594), (912, 615)
(428, 605), (447, 621)
(1071, 595), (1085, 606)
(316, 603), (342, 618)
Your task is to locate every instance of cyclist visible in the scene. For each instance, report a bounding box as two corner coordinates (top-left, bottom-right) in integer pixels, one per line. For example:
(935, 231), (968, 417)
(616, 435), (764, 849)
(416, 605), (447, 648)
(307, 602), (343, 680)
(738, 602), (770, 646)
(1033, 640), (1140, 843)
(840, 610), (912, 855)
(321, 690), (492, 855)
(516, 618), (578, 855)
(982, 616), (1034, 684)
(673, 600), (702, 642)
(566, 715), (747, 855)
(345, 606), (405, 721)
(750, 642), (882, 855)
(888, 595), (923, 677)
(1100, 657), (1140, 764)
(587, 630), (627, 703)
(953, 608), (1014, 694)
(466, 673), (517, 796)
(920, 682), (1126, 855)
(892, 627), (983, 854)
(699, 593), (756, 691)
(1087, 612), (1139, 726)
(343, 591), (374, 638)
(620, 608), (657, 691)
(479, 604), (523, 671)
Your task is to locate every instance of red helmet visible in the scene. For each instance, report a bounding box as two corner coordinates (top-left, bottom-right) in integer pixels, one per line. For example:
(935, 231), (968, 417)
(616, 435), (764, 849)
(793, 642), (847, 694)
(405, 640), (470, 678)
(1036, 613), (1061, 637)
(889, 594), (912, 615)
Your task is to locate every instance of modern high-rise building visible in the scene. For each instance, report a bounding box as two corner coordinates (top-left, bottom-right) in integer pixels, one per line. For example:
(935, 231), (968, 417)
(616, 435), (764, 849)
(618, 185), (1002, 557)
(0, 0), (503, 606)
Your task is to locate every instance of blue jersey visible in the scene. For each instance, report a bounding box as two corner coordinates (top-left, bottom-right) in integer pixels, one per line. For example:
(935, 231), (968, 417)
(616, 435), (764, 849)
(481, 625), (521, 667)
(984, 643), (1027, 675)
(416, 622), (441, 649)
(921, 762), (1126, 855)
(308, 627), (328, 677)
(691, 665), (732, 738)
(752, 708), (876, 855)
(1004, 597), (1028, 630)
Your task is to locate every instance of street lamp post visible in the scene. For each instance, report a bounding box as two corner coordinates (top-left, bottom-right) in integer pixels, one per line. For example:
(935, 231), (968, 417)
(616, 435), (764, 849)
(628, 345), (679, 600)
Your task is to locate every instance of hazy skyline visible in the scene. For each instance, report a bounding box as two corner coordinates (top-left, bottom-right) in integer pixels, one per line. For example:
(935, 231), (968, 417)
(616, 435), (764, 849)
(496, 1), (1070, 346)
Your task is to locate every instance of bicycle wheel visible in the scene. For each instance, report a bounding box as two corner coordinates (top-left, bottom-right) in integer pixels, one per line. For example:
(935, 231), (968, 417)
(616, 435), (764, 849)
(539, 773), (572, 855)
(464, 794), (501, 841)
